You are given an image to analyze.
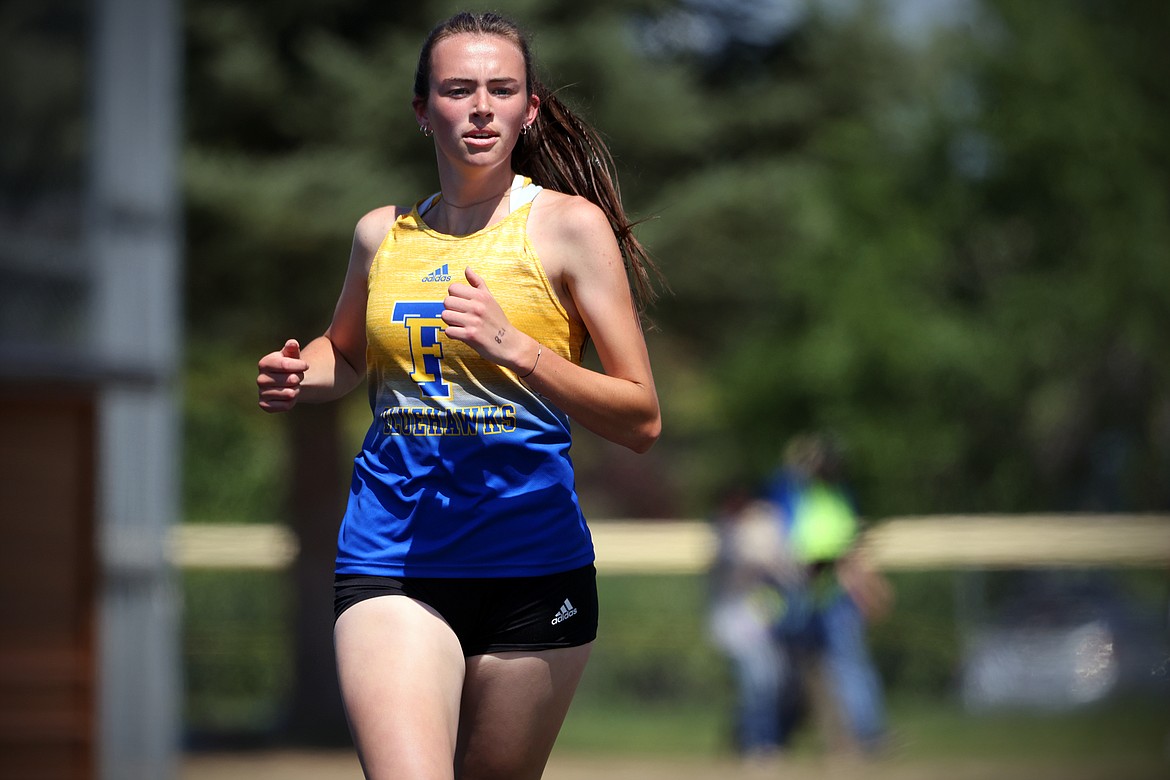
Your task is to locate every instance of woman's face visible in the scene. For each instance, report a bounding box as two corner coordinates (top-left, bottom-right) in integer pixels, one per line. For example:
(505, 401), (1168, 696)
(415, 33), (539, 171)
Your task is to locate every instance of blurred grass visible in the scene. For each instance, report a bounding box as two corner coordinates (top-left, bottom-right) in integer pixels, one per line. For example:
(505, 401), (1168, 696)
(557, 699), (729, 757)
(883, 696), (1168, 761)
(557, 695), (1169, 763)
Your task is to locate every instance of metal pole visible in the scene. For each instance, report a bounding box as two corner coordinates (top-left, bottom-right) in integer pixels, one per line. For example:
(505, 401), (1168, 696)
(88, 0), (182, 777)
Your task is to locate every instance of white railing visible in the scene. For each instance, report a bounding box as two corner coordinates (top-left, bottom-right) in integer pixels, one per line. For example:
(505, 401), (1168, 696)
(169, 515), (1170, 572)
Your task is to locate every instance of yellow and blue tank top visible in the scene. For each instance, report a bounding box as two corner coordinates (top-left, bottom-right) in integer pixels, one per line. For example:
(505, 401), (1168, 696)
(336, 176), (595, 577)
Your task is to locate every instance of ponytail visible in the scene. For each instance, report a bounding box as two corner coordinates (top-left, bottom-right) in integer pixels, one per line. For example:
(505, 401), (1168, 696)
(513, 83), (662, 311)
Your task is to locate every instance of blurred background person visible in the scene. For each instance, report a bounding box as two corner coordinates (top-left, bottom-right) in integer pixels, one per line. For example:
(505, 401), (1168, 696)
(706, 488), (800, 763)
(769, 433), (893, 755)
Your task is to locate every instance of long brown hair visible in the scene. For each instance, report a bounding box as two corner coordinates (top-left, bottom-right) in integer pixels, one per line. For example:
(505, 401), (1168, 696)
(414, 11), (661, 310)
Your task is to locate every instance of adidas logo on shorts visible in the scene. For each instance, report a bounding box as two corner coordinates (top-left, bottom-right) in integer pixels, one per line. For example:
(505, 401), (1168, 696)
(550, 598), (577, 625)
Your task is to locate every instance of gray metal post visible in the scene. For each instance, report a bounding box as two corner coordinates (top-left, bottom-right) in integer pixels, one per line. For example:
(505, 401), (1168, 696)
(88, 0), (182, 777)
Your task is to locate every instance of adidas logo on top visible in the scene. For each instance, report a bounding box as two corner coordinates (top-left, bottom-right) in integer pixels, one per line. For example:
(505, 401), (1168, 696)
(421, 263), (452, 283)
(551, 598), (578, 625)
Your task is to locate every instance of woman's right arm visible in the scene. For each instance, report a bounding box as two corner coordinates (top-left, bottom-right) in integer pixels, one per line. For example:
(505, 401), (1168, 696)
(256, 206), (397, 412)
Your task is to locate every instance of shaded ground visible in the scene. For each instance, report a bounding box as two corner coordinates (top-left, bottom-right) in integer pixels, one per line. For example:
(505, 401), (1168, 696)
(182, 748), (1167, 780)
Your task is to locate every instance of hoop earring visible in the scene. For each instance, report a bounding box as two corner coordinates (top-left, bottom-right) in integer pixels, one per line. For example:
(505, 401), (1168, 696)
(521, 123), (530, 136)
(420, 125), (433, 137)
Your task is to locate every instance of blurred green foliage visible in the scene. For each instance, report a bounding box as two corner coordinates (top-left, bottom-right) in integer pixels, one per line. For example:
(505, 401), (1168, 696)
(175, 0), (1170, 747)
(184, 341), (285, 523)
(866, 572), (963, 694)
(181, 571), (732, 740)
(182, 0), (1170, 523)
(182, 569), (293, 735)
(182, 568), (1168, 759)
(587, 574), (728, 705)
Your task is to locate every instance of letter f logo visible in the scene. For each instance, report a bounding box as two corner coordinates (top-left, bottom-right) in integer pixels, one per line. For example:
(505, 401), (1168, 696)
(392, 302), (449, 398)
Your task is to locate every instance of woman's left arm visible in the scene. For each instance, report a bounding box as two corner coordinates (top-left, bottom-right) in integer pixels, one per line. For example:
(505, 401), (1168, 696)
(441, 197), (661, 452)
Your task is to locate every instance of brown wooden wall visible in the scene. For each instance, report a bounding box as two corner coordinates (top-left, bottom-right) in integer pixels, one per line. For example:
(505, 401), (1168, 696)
(0, 385), (96, 779)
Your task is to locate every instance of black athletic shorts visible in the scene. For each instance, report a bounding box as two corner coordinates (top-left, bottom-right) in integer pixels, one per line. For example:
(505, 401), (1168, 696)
(333, 564), (598, 657)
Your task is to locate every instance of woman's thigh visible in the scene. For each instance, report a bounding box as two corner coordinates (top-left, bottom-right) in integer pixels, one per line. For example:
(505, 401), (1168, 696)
(454, 644), (593, 780)
(334, 595), (467, 780)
